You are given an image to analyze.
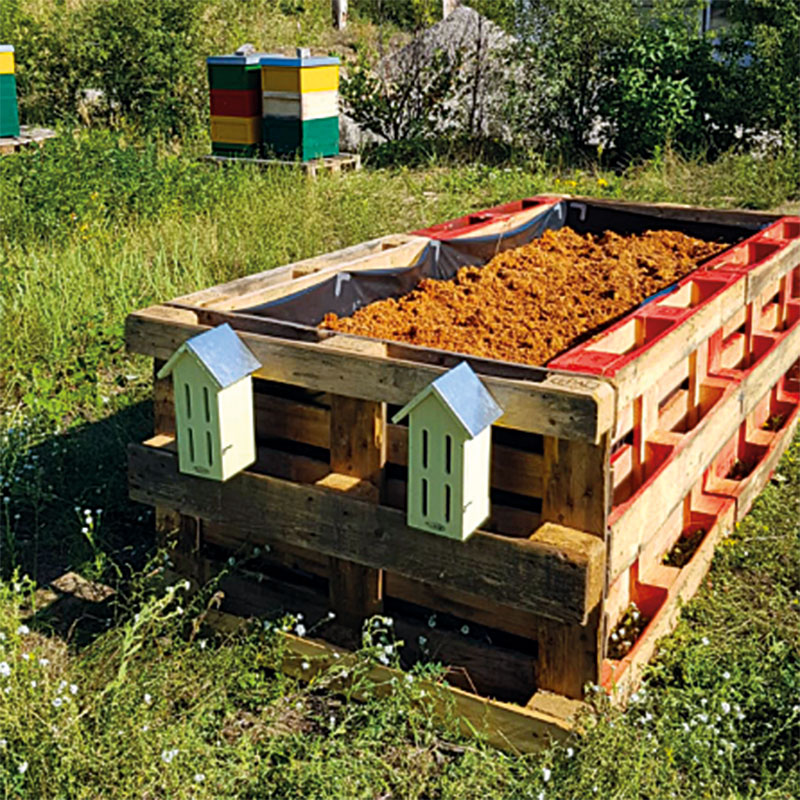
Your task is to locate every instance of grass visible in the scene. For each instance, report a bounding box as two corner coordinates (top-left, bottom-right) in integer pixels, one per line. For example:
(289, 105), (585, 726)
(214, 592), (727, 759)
(0, 128), (799, 796)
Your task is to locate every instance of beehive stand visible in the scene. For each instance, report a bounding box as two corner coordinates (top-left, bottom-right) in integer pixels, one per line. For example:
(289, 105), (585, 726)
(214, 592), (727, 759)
(202, 151), (361, 177)
(127, 196), (800, 751)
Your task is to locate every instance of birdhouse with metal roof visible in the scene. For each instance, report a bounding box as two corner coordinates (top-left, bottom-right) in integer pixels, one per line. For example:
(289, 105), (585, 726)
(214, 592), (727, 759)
(157, 324), (260, 482)
(392, 362), (503, 541)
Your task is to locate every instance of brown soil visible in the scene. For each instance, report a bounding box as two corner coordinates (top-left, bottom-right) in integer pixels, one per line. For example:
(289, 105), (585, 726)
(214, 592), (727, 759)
(321, 227), (728, 366)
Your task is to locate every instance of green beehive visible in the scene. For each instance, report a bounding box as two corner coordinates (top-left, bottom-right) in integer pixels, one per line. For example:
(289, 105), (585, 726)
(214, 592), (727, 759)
(0, 45), (20, 139)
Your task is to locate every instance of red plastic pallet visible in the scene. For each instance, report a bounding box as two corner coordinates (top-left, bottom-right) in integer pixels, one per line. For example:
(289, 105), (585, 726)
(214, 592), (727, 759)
(409, 196), (561, 239)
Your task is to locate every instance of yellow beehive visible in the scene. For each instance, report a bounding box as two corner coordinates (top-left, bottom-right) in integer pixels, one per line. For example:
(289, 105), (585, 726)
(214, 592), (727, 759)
(209, 115), (261, 145)
(261, 64), (339, 95)
(393, 362), (503, 541)
(157, 324), (261, 482)
(0, 48), (14, 74)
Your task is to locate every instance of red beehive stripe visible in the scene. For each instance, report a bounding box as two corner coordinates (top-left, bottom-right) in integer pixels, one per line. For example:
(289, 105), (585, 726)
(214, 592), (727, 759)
(210, 89), (261, 118)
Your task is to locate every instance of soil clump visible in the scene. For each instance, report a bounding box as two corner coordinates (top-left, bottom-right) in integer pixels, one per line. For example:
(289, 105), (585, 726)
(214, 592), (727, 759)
(321, 226), (727, 365)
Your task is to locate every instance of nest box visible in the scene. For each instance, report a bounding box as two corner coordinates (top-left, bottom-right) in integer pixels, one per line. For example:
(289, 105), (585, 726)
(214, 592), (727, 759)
(393, 362), (503, 541)
(158, 324), (260, 481)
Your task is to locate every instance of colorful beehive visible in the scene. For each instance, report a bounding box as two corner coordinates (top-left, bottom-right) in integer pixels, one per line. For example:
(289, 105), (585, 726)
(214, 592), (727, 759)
(207, 46), (270, 158)
(260, 50), (340, 161)
(157, 324), (261, 482)
(0, 45), (20, 139)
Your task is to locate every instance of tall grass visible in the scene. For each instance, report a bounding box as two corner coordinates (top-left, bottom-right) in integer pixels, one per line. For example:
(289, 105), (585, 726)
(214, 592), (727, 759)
(0, 129), (799, 797)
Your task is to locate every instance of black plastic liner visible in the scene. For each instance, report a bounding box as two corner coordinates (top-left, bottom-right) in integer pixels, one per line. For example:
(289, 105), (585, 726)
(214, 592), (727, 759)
(240, 199), (759, 328)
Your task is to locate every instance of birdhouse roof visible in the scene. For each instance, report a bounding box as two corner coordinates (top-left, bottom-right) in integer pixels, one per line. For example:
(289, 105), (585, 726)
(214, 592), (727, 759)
(392, 362), (503, 437)
(156, 324), (261, 388)
(0, 45), (14, 53)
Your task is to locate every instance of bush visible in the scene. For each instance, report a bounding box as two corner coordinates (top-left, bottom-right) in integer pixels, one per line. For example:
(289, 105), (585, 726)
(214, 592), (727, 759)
(599, 1), (713, 161)
(503, 0), (637, 159)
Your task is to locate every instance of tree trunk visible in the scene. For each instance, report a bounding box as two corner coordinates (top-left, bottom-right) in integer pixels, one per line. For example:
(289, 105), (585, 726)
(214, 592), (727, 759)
(443, 0), (460, 18)
(332, 0), (348, 29)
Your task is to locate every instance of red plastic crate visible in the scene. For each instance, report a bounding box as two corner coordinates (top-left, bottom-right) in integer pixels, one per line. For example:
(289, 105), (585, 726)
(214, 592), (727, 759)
(410, 196), (561, 239)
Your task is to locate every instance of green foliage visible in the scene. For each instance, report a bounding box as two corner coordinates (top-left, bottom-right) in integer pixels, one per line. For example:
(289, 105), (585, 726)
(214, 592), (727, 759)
(599, 1), (710, 160)
(81, 0), (208, 137)
(341, 47), (462, 142)
(716, 0), (800, 149)
(350, 0), (439, 30)
(505, 0), (638, 158)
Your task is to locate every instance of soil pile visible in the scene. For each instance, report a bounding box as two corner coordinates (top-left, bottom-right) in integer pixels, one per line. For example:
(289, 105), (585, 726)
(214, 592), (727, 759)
(321, 227), (727, 366)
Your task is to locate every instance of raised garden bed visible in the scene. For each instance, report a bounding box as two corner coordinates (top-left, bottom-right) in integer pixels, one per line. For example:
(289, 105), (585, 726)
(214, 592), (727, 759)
(126, 195), (800, 752)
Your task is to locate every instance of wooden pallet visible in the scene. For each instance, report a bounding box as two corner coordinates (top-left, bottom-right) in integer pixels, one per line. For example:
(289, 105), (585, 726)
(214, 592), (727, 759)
(206, 610), (583, 755)
(202, 151), (361, 177)
(126, 196), (800, 745)
(0, 125), (57, 155)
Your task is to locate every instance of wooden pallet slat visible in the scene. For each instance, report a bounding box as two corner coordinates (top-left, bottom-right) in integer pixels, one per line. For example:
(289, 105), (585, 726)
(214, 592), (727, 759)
(130, 437), (605, 624)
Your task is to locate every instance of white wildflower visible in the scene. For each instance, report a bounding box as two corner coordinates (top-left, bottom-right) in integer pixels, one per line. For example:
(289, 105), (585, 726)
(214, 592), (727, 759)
(0, 662), (10, 678)
(720, 701), (731, 714)
(144, 693), (152, 705)
(70, 684), (78, 695)
(542, 766), (551, 782)
(194, 774), (205, 783)
(161, 748), (179, 764)
(17, 761), (27, 774)
(295, 624), (306, 637)
(17, 625), (29, 636)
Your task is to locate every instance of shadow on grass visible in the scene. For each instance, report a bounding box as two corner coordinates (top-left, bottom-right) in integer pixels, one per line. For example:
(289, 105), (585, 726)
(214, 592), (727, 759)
(4, 399), (159, 645)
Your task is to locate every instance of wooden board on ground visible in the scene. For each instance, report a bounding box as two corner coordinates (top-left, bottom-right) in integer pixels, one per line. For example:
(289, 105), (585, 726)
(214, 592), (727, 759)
(205, 609), (583, 754)
(0, 126), (57, 155)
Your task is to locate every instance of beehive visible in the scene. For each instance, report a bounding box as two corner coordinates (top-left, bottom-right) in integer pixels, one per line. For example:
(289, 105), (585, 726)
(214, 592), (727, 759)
(0, 45), (20, 139)
(206, 49), (269, 158)
(260, 51), (339, 161)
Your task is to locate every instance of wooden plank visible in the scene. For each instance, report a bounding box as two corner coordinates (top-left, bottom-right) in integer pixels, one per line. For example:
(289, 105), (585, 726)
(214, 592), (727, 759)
(568, 195), (781, 229)
(198, 556), (535, 701)
(602, 494), (736, 697)
(128, 438), (605, 623)
(327, 391), (387, 627)
(541, 434), (611, 536)
(171, 233), (424, 309)
(125, 305), (615, 442)
(254, 393), (546, 498)
(153, 359), (180, 542)
(531, 606), (602, 699)
(611, 277), (746, 410)
(746, 237), (800, 304)
(206, 610), (580, 754)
